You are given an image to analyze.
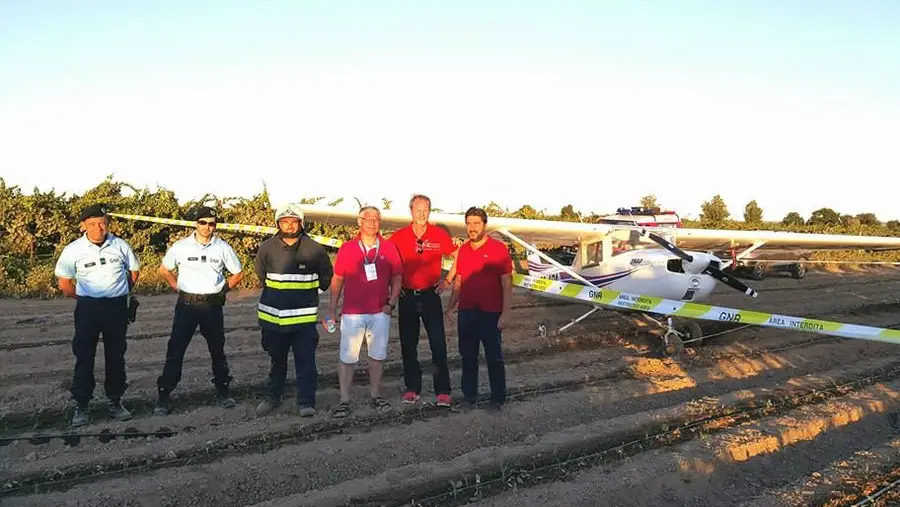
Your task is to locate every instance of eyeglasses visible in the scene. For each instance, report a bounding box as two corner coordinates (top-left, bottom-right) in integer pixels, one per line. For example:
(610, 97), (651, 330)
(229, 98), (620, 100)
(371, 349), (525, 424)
(416, 239), (424, 254)
(197, 220), (217, 227)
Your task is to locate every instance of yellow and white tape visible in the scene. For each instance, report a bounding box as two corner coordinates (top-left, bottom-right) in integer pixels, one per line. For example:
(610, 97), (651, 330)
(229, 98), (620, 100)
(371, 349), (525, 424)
(511, 272), (900, 345)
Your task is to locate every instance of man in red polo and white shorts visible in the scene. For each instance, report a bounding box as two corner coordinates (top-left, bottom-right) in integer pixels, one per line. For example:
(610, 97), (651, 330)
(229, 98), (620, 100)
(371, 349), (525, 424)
(327, 205), (403, 418)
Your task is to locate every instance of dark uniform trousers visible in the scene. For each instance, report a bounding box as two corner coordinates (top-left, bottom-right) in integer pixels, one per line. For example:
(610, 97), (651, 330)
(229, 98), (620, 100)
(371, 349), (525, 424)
(261, 325), (319, 407)
(157, 294), (232, 393)
(71, 296), (129, 403)
(398, 287), (451, 395)
(458, 308), (506, 404)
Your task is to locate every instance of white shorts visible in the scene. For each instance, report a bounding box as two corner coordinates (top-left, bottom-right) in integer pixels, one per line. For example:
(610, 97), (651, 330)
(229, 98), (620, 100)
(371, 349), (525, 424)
(339, 312), (391, 364)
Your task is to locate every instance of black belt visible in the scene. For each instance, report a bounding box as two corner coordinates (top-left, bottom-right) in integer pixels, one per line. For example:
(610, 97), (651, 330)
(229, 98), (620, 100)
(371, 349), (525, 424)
(400, 286), (437, 297)
(178, 290), (226, 306)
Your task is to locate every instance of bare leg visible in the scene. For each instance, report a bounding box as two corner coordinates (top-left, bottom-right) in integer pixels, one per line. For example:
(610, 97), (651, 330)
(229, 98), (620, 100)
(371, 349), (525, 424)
(338, 361), (354, 403)
(368, 358), (383, 399)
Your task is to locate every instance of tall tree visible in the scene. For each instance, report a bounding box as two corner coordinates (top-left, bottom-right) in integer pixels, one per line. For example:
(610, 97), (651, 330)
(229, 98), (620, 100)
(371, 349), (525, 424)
(743, 200), (763, 223)
(699, 195), (730, 225)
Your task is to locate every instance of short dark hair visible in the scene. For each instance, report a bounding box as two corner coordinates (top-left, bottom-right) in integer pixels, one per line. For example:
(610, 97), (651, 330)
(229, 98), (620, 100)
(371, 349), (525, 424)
(464, 206), (488, 224)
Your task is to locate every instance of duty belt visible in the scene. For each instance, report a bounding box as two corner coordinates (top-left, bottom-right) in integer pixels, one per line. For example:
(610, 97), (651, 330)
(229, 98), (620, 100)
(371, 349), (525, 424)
(178, 290), (226, 307)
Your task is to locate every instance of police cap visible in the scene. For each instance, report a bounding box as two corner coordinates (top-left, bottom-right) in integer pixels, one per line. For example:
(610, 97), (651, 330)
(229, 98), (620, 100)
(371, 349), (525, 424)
(79, 203), (109, 222)
(192, 206), (217, 221)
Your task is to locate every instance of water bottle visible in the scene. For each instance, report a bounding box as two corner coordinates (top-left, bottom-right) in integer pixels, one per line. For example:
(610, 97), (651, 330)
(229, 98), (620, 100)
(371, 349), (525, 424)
(324, 317), (336, 334)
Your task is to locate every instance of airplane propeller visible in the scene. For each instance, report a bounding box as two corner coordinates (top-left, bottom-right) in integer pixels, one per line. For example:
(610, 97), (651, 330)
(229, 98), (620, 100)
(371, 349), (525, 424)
(641, 229), (759, 298)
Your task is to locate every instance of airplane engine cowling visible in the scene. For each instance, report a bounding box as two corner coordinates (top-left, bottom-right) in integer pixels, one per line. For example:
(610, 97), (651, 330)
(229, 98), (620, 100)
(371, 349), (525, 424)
(682, 252), (713, 274)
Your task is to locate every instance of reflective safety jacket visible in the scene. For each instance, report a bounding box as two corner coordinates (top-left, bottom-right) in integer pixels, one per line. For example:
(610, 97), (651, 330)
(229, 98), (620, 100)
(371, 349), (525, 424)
(254, 232), (333, 332)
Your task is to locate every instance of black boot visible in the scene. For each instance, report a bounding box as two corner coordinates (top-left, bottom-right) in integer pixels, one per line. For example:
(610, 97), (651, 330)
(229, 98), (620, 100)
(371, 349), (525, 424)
(153, 388), (172, 416)
(216, 383), (236, 409)
(108, 399), (132, 421)
(71, 401), (89, 427)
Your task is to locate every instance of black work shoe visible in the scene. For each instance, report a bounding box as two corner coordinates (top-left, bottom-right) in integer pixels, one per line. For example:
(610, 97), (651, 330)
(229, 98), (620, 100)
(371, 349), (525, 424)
(153, 390), (172, 416)
(215, 384), (236, 409)
(255, 397), (281, 416)
(108, 400), (132, 421)
(71, 403), (89, 427)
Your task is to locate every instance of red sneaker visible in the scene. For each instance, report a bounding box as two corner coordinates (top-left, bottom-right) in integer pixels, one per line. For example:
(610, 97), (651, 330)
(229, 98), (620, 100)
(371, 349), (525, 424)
(402, 391), (420, 404)
(436, 394), (452, 407)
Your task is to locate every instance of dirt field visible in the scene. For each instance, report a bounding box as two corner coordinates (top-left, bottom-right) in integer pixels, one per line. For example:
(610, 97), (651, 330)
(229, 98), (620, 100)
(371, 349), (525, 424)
(2, 267), (900, 506)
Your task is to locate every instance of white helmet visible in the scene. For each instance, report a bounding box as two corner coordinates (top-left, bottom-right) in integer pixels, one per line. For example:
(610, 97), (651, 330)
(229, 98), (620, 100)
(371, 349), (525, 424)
(274, 203), (304, 223)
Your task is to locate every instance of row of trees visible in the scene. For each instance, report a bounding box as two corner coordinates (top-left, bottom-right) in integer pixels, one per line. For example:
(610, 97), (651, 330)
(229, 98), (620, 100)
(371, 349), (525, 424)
(2, 177), (899, 298)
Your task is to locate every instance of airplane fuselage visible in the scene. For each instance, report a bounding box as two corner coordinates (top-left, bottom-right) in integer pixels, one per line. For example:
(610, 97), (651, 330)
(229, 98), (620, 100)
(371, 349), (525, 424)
(527, 248), (719, 302)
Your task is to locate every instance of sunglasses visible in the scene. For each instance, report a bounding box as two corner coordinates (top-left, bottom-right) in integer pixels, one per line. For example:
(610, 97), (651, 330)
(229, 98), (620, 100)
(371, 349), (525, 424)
(416, 239), (424, 254)
(197, 220), (217, 227)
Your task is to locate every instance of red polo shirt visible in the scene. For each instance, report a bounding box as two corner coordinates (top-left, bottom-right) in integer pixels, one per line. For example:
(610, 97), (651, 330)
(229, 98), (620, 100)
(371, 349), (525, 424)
(334, 234), (404, 314)
(456, 237), (513, 313)
(388, 223), (457, 290)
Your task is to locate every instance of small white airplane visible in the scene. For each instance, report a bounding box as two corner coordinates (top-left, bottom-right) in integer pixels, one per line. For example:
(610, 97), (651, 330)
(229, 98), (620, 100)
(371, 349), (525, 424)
(110, 204), (900, 353)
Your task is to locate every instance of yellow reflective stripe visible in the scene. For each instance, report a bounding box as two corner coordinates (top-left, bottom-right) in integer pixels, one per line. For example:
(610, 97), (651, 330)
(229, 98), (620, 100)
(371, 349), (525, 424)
(258, 311), (317, 325)
(264, 279), (319, 289)
(267, 272), (319, 281)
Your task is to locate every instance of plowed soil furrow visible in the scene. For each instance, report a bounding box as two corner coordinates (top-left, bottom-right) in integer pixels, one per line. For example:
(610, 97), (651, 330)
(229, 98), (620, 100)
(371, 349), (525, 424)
(441, 380), (900, 507)
(2, 341), (898, 504)
(2, 271), (900, 506)
(7, 355), (896, 507)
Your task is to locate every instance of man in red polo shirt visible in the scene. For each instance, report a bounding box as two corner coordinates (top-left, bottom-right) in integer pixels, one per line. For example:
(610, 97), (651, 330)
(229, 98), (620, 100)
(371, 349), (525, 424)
(327, 205), (403, 418)
(445, 206), (512, 410)
(387, 194), (458, 407)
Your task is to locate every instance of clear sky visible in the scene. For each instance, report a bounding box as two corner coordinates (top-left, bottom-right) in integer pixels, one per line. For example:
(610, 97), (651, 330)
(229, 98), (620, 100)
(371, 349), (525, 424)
(1, 0), (898, 221)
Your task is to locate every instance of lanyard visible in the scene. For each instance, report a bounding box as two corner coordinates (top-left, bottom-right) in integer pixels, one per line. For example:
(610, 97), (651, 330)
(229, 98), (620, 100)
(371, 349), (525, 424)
(358, 238), (379, 265)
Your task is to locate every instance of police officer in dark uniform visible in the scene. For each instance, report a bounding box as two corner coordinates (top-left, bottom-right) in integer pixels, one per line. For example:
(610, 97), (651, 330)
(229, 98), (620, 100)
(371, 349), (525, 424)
(153, 206), (244, 415)
(55, 203), (141, 427)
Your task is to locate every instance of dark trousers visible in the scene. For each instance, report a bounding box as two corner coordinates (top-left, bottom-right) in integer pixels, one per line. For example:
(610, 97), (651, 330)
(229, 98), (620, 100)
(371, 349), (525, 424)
(398, 289), (451, 395)
(157, 301), (231, 392)
(261, 325), (319, 407)
(458, 308), (506, 404)
(71, 296), (129, 404)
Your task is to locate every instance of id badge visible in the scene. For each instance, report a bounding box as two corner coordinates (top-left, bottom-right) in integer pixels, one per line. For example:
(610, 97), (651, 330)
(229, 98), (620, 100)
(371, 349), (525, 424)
(364, 263), (378, 281)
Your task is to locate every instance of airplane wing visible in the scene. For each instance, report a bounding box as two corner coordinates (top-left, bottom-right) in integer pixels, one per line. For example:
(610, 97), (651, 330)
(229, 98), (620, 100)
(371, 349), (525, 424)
(668, 227), (900, 253)
(295, 204), (614, 245)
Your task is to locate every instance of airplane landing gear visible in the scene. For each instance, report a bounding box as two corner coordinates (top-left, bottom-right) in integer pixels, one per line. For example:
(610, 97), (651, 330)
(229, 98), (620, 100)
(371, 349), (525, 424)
(663, 317), (704, 356)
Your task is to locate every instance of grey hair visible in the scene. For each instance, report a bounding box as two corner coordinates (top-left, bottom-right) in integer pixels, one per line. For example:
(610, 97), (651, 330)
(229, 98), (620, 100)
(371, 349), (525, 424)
(409, 194), (431, 210)
(358, 205), (381, 217)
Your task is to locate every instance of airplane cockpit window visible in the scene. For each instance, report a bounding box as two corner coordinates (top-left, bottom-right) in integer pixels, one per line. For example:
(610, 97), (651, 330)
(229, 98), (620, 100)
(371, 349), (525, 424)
(584, 242), (603, 267)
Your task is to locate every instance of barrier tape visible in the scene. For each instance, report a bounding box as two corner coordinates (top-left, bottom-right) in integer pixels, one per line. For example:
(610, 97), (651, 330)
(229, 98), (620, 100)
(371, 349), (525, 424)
(511, 272), (900, 344)
(109, 213), (900, 344)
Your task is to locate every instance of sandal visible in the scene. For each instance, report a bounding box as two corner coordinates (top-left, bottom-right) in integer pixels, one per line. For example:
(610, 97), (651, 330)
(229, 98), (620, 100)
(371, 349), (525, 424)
(331, 402), (350, 418)
(370, 396), (391, 412)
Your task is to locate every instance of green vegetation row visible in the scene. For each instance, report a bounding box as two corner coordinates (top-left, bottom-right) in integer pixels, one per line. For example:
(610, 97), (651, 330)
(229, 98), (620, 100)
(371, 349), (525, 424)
(2, 177), (899, 299)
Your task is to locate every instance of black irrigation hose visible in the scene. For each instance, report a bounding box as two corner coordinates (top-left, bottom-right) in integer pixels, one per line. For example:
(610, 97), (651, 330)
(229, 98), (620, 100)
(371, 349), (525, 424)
(0, 426), (193, 447)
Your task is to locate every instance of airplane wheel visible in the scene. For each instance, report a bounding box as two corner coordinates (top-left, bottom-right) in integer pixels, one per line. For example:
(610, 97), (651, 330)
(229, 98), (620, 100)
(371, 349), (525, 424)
(751, 263), (767, 280)
(790, 258), (807, 279)
(663, 330), (684, 356)
(676, 320), (704, 346)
